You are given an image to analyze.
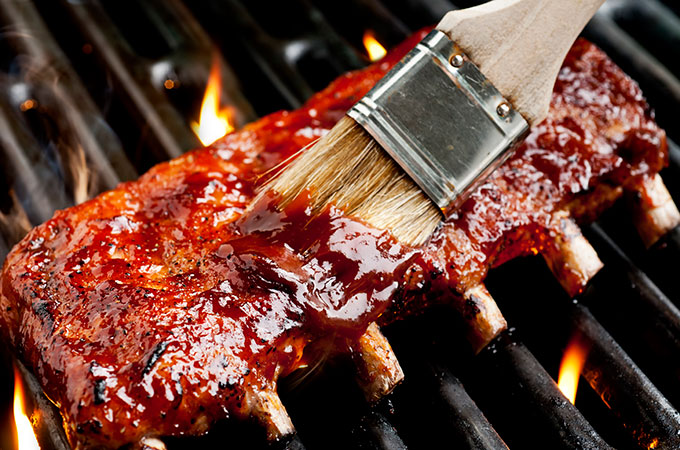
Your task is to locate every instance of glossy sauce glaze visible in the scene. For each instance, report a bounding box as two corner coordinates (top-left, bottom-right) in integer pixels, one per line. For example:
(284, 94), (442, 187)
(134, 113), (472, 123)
(0, 29), (667, 448)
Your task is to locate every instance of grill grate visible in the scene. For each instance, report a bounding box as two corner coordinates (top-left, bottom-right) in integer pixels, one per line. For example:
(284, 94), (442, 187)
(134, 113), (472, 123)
(1, 1), (680, 449)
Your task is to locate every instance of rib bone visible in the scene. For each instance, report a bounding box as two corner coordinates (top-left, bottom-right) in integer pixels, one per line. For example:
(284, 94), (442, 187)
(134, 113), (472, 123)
(251, 389), (295, 441)
(629, 174), (680, 248)
(462, 284), (507, 353)
(138, 437), (167, 450)
(542, 212), (603, 297)
(352, 322), (405, 403)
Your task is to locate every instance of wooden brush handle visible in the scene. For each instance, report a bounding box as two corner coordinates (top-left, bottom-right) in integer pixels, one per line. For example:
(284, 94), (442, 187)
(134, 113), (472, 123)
(437, 0), (604, 125)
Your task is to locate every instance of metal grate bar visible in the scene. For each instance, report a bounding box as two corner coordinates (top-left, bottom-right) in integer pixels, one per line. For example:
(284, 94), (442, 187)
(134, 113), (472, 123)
(571, 303), (680, 449)
(599, 0), (680, 77)
(377, 314), (509, 449)
(426, 364), (508, 449)
(670, 139), (680, 174)
(16, 360), (71, 450)
(475, 332), (613, 449)
(583, 10), (680, 142)
(368, 0), (455, 31)
(42, 0), (256, 161)
(644, 226), (680, 304)
(0, 235), (8, 262)
(307, 0), (411, 49)
(0, 0), (135, 189)
(186, 0), (366, 114)
(0, 95), (71, 225)
(350, 410), (408, 450)
(186, 0), (312, 110)
(581, 224), (680, 411)
(586, 224), (680, 349)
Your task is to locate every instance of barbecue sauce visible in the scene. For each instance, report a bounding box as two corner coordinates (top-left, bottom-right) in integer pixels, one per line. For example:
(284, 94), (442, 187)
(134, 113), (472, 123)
(0, 29), (667, 448)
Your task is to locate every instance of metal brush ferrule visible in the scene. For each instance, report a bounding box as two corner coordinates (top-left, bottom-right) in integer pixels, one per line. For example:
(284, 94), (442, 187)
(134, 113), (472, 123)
(348, 30), (529, 216)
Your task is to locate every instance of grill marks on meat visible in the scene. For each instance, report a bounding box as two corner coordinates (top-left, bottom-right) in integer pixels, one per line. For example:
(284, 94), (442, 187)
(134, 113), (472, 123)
(0, 30), (668, 448)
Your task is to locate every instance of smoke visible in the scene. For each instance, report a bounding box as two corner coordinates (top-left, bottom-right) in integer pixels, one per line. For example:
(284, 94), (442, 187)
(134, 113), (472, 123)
(1, 26), (99, 207)
(0, 191), (32, 249)
(67, 144), (95, 205)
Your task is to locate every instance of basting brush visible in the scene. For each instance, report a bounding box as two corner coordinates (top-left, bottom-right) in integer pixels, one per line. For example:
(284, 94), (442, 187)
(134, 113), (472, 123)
(264, 0), (605, 246)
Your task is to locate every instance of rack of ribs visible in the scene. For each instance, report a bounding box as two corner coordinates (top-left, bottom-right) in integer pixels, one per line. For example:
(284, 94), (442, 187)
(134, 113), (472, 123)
(1, 29), (678, 448)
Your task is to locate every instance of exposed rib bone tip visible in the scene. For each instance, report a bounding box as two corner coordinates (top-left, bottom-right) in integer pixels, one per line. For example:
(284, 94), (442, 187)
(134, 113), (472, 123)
(139, 437), (167, 450)
(543, 212), (603, 297)
(629, 174), (680, 248)
(353, 322), (405, 403)
(463, 284), (507, 353)
(252, 390), (295, 440)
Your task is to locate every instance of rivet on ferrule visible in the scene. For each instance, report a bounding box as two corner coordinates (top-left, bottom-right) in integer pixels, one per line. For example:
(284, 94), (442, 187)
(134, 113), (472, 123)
(348, 30), (529, 216)
(496, 102), (511, 118)
(449, 53), (464, 68)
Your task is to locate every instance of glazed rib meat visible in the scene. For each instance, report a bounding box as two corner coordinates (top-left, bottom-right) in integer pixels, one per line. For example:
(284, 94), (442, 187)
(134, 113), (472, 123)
(0, 30), (669, 448)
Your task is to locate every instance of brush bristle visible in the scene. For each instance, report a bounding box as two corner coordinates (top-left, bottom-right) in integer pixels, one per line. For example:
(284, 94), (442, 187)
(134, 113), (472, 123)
(264, 116), (441, 246)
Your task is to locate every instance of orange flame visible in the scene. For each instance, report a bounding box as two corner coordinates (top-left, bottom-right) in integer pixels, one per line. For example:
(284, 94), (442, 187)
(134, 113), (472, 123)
(13, 367), (41, 450)
(191, 60), (234, 146)
(557, 336), (589, 404)
(363, 31), (387, 62)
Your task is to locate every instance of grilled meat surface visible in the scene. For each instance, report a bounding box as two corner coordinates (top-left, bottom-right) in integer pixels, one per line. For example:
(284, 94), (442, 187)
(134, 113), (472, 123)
(0, 30), (667, 448)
